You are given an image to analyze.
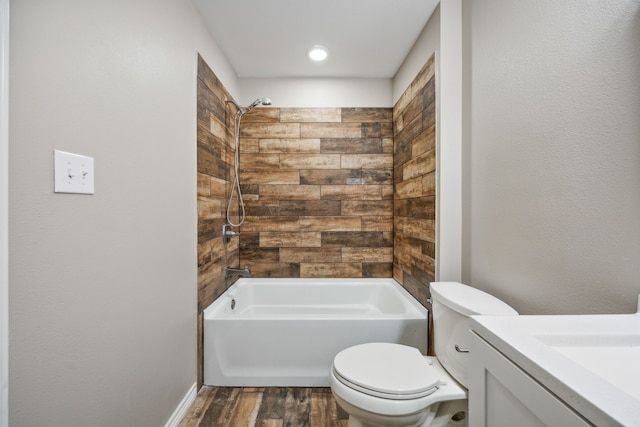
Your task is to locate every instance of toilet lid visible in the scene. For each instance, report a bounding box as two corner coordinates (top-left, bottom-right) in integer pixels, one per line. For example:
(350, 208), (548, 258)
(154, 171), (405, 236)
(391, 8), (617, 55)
(333, 343), (440, 400)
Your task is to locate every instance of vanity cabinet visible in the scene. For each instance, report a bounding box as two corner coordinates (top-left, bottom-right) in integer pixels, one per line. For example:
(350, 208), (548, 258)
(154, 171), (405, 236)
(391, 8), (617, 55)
(468, 332), (593, 427)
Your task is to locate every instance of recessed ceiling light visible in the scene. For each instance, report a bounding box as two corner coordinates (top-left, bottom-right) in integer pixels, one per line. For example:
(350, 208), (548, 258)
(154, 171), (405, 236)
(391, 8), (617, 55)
(307, 45), (329, 62)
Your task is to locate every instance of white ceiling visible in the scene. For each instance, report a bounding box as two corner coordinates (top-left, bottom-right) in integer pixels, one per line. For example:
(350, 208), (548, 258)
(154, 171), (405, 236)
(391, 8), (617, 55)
(192, 0), (439, 79)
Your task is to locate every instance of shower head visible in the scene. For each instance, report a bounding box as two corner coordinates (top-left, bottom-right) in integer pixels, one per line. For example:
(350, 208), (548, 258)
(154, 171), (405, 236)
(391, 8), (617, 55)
(244, 97), (272, 114)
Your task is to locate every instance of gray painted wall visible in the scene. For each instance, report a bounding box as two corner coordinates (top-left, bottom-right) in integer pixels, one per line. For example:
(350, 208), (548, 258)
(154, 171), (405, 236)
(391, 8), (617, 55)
(393, 4), (440, 105)
(9, 1), (236, 425)
(462, 0), (640, 314)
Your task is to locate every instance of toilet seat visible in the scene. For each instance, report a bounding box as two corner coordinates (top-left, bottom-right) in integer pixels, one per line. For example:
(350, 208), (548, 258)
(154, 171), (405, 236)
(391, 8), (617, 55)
(329, 353), (467, 419)
(332, 343), (440, 400)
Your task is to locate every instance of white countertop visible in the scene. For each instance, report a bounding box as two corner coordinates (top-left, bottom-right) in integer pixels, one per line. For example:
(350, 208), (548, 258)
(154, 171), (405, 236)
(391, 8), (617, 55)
(470, 312), (640, 427)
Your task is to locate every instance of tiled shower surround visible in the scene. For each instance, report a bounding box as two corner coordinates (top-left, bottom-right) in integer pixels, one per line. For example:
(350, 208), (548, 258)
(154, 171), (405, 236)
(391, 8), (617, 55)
(197, 53), (437, 382)
(392, 54), (436, 307)
(197, 54), (238, 313)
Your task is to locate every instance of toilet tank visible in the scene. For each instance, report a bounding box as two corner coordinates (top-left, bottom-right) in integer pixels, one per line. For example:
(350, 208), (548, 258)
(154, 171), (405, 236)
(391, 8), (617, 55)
(430, 282), (518, 387)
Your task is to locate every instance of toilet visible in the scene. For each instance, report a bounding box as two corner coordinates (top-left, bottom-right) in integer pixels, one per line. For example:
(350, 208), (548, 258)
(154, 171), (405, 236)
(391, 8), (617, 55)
(329, 282), (518, 427)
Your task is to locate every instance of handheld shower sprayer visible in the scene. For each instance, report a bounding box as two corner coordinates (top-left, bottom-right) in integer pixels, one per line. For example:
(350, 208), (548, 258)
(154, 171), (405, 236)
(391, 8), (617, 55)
(245, 97), (272, 114)
(223, 96), (272, 229)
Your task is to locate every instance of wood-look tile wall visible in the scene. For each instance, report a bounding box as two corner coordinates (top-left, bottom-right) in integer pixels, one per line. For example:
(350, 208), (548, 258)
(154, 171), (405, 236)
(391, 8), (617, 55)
(197, 55), (239, 385)
(392, 53), (437, 310)
(238, 108), (394, 278)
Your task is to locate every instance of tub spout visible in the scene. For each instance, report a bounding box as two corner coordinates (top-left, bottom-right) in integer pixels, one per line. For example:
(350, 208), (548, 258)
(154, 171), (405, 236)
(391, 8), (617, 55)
(224, 266), (251, 279)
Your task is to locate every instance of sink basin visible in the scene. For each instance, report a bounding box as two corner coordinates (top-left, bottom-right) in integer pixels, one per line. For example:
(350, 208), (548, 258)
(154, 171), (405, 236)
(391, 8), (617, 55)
(535, 330), (640, 402)
(470, 299), (640, 427)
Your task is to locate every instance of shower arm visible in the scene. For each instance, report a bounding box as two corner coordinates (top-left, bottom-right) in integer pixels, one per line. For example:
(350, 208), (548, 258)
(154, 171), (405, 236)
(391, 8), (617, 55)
(225, 97), (244, 114)
(225, 97), (272, 116)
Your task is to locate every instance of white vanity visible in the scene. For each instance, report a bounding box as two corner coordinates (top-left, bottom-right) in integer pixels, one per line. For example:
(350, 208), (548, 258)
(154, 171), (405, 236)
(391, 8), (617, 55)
(468, 296), (640, 427)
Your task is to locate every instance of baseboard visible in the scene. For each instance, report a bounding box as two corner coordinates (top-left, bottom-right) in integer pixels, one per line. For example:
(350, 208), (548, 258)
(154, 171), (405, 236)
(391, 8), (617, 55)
(165, 382), (197, 427)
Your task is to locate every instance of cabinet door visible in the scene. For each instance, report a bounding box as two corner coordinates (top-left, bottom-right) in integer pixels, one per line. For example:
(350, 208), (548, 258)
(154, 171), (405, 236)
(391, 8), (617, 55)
(468, 332), (593, 427)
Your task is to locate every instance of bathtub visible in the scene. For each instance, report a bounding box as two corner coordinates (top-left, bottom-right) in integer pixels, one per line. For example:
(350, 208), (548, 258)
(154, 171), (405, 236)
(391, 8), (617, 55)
(203, 277), (428, 387)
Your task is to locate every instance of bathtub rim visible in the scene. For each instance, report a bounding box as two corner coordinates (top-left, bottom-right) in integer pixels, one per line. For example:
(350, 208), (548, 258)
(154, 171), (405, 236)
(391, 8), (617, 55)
(203, 277), (428, 320)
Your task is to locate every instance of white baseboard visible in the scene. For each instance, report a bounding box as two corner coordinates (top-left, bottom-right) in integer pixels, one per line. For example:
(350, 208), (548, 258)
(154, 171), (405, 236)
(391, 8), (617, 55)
(165, 382), (197, 427)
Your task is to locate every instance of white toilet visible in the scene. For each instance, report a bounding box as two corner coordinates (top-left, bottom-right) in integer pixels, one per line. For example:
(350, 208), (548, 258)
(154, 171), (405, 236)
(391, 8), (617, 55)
(329, 282), (518, 427)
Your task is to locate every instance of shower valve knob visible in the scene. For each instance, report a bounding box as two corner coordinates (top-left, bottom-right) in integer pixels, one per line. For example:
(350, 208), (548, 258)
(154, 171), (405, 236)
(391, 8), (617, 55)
(222, 224), (239, 244)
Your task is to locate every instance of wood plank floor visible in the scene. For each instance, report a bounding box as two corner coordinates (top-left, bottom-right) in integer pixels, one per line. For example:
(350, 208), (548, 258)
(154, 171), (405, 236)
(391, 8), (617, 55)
(179, 387), (349, 427)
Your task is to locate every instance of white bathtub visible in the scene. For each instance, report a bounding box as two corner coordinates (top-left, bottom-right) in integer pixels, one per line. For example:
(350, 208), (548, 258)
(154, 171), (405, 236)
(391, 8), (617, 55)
(203, 277), (428, 387)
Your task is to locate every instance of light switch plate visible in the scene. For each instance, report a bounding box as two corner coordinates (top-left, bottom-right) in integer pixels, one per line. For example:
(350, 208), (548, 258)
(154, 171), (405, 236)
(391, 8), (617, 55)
(54, 150), (95, 194)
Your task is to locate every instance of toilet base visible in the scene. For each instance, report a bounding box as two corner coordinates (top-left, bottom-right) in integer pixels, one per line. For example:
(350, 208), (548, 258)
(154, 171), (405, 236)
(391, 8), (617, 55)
(424, 400), (468, 427)
(339, 397), (467, 427)
(334, 392), (431, 427)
